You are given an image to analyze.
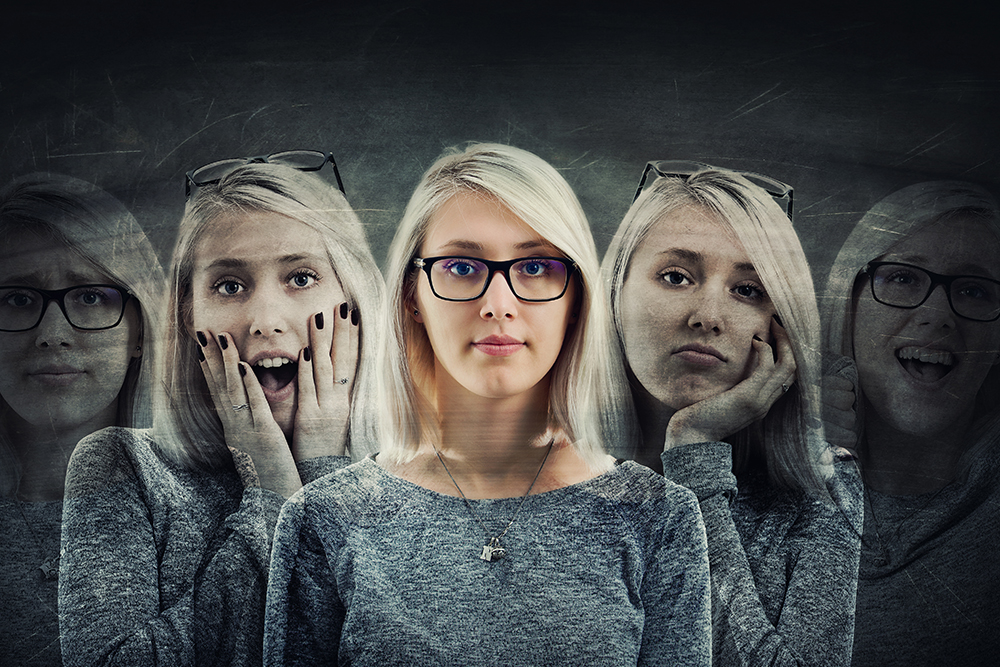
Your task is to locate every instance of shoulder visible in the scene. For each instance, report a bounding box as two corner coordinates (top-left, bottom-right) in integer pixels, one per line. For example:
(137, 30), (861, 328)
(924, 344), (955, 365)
(290, 456), (411, 529)
(582, 461), (703, 532)
(65, 427), (159, 496)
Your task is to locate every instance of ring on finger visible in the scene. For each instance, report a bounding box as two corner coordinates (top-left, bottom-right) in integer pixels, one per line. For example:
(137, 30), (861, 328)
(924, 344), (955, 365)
(781, 384), (790, 393)
(232, 403), (250, 411)
(338, 378), (349, 385)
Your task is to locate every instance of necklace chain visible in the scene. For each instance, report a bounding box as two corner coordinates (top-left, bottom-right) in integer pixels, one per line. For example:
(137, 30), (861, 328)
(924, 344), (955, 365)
(434, 440), (554, 562)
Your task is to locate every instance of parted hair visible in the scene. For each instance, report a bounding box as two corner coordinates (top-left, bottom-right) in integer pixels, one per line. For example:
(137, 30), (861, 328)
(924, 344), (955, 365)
(378, 142), (637, 468)
(605, 169), (830, 498)
(0, 173), (164, 497)
(154, 162), (383, 469)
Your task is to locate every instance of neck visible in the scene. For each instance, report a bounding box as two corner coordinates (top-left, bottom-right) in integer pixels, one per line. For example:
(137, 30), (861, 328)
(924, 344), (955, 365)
(6, 404), (118, 502)
(860, 397), (972, 495)
(630, 381), (676, 473)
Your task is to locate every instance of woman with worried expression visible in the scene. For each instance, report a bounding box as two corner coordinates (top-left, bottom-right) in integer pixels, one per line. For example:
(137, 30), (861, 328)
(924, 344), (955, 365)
(59, 158), (383, 666)
(605, 164), (861, 666)
(265, 144), (711, 667)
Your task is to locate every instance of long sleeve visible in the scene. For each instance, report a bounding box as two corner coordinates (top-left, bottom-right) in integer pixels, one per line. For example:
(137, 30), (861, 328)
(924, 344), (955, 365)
(662, 442), (859, 667)
(58, 427), (299, 667)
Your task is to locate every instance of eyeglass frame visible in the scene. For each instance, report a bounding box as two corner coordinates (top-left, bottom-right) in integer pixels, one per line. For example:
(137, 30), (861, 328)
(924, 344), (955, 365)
(633, 159), (794, 219)
(184, 149), (345, 197)
(412, 256), (578, 303)
(0, 284), (134, 332)
(861, 261), (1000, 322)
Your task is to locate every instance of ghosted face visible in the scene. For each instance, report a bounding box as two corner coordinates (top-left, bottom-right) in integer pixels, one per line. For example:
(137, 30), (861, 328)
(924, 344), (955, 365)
(189, 211), (345, 436)
(411, 191), (577, 402)
(852, 215), (1000, 438)
(620, 205), (775, 412)
(0, 229), (140, 433)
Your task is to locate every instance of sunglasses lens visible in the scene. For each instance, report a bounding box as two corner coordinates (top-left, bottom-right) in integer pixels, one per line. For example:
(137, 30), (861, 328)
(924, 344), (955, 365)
(269, 150), (329, 170)
(190, 159), (246, 187)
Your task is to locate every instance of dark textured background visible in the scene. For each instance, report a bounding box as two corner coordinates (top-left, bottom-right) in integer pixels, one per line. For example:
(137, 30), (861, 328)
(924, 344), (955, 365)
(1, 2), (997, 286)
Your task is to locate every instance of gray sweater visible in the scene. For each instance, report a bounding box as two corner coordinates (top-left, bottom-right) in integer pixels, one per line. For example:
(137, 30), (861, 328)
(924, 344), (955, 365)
(662, 442), (862, 667)
(852, 441), (1000, 666)
(264, 456), (712, 666)
(58, 427), (348, 667)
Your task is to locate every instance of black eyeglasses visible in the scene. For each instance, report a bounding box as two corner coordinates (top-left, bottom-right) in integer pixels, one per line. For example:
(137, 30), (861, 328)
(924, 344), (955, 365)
(633, 160), (794, 219)
(0, 284), (133, 332)
(184, 150), (345, 197)
(412, 256), (577, 302)
(863, 261), (1000, 322)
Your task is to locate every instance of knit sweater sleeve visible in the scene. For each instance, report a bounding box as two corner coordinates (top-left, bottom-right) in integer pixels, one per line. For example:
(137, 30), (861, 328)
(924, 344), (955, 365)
(662, 442), (857, 667)
(264, 486), (344, 667)
(59, 427), (285, 667)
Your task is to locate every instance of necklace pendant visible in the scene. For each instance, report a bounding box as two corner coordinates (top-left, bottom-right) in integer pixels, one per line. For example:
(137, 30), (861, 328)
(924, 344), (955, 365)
(480, 538), (506, 562)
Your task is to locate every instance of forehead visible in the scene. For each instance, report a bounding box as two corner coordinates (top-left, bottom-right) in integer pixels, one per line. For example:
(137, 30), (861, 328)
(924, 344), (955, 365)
(422, 191), (555, 255)
(883, 215), (1000, 276)
(633, 205), (752, 267)
(0, 228), (108, 285)
(193, 210), (330, 266)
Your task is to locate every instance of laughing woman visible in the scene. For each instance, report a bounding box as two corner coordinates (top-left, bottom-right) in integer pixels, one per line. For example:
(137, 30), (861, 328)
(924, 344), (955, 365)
(59, 159), (383, 666)
(605, 164), (862, 666)
(822, 182), (1000, 666)
(265, 143), (711, 666)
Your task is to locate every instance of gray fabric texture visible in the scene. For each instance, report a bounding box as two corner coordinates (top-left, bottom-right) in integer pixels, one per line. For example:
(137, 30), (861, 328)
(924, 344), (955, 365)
(264, 455), (712, 667)
(662, 442), (862, 667)
(852, 442), (1000, 666)
(58, 426), (348, 667)
(0, 497), (62, 666)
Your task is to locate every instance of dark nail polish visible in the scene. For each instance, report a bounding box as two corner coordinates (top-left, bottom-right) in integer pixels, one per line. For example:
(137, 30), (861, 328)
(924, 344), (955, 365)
(340, 302), (349, 319)
(197, 347), (205, 362)
(315, 312), (324, 330)
(351, 308), (359, 326)
(239, 363), (246, 377)
(303, 346), (312, 362)
(218, 334), (228, 350)
(196, 331), (207, 347)
(753, 335), (763, 342)
(772, 314), (784, 327)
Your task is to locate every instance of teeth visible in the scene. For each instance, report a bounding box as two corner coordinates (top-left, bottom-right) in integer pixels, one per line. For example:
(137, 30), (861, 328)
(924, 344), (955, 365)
(254, 357), (293, 368)
(896, 346), (954, 366)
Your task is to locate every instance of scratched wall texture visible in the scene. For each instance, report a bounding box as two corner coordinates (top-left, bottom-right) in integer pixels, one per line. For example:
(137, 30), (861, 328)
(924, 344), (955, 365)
(1, 3), (996, 281)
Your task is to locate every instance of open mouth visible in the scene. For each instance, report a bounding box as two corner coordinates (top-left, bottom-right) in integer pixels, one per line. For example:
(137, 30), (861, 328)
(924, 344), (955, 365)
(896, 346), (955, 383)
(251, 357), (298, 393)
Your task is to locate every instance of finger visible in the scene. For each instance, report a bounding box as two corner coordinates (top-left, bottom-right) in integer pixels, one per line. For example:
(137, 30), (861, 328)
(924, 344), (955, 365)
(822, 376), (856, 411)
(297, 343), (318, 413)
(769, 315), (797, 377)
(310, 309), (335, 406)
(331, 302), (359, 393)
(217, 332), (251, 412)
(197, 330), (230, 418)
(239, 361), (276, 429)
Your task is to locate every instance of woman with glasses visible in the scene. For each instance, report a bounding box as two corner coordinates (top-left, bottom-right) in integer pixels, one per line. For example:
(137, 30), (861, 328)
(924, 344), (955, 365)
(604, 164), (861, 666)
(0, 173), (163, 666)
(264, 144), (711, 666)
(59, 158), (383, 666)
(822, 181), (1000, 665)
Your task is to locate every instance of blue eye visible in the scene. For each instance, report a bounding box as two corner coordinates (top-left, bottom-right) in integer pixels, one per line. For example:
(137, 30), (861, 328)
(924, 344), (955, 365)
(214, 280), (244, 296)
(3, 290), (34, 308)
(734, 282), (766, 301)
(521, 261), (546, 277)
(290, 271), (318, 288)
(661, 270), (690, 286)
(443, 260), (482, 278)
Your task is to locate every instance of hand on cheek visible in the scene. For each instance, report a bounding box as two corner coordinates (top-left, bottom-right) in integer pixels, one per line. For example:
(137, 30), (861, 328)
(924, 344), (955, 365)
(665, 315), (797, 450)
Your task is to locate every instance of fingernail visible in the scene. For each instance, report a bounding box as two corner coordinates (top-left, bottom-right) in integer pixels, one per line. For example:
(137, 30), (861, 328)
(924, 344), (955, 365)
(351, 308), (359, 326)
(340, 302), (349, 319)
(239, 363), (246, 377)
(303, 346), (312, 362)
(772, 314), (784, 327)
(197, 347), (205, 362)
(753, 335), (763, 342)
(315, 312), (324, 330)
(218, 334), (228, 350)
(196, 331), (207, 347)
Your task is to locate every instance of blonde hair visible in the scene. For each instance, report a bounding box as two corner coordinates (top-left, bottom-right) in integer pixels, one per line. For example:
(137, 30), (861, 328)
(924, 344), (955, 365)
(0, 173), (164, 496)
(378, 143), (637, 468)
(155, 162), (383, 469)
(822, 181), (1000, 442)
(605, 169), (829, 497)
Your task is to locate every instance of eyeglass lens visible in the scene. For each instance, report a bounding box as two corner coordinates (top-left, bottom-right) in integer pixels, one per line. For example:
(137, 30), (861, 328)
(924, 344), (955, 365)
(870, 263), (1000, 321)
(429, 258), (570, 301)
(0, 286), (126, 331)
(190, 150), (330, 187)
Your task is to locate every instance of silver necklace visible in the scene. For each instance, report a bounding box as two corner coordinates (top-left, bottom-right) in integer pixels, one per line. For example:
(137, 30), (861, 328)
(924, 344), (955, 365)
(434, 441), (553, 562)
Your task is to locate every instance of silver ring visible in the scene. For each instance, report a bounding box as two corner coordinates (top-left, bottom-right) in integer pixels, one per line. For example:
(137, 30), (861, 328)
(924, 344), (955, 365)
(781, 384), (789, 393)
(338, 378), (349, 385)
(232, 403), (250, 412)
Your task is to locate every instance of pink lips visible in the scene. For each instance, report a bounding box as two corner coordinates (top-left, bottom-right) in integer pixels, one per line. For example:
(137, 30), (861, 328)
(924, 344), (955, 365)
(28, 365), (86, 387)
(473, 334), (525, 357)
(672, 343), (727, 367)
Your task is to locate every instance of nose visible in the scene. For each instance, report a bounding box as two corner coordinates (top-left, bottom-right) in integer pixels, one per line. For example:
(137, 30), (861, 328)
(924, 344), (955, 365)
(480, 270), (518, 321)
(247, 284), (292, 336)
(917, 283), (957, 329)
(686, 288), (724, 333)
(34, 300), (74, 348)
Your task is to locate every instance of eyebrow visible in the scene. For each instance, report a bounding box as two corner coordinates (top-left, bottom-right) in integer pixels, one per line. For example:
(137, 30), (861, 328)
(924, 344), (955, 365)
(0, 269), (108, 285)
(889, 254), (997, 278)
(202, 253), (329, 272)
(435, 239), (557, 254)
(656, 248), (757, 273)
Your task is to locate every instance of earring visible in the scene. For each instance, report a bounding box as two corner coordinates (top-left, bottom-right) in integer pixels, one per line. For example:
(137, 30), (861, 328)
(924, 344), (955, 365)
(414, 309), (419, 315)
(135, 346), (142, 352)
